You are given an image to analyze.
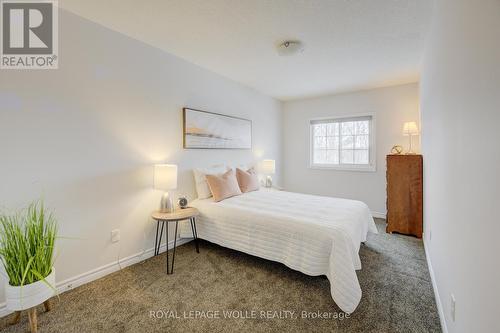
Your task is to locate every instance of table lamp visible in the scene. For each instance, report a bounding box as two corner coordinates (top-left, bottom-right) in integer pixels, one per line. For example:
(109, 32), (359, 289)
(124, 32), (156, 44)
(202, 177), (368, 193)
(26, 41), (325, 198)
(262, 159), (275, 188)
(402, 122), (419, 154)
(154, 164), (177, 213)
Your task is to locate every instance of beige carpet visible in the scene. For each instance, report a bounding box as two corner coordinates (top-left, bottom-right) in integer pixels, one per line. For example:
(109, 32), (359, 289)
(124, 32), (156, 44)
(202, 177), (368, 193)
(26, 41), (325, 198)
(0, 219), (441, 332)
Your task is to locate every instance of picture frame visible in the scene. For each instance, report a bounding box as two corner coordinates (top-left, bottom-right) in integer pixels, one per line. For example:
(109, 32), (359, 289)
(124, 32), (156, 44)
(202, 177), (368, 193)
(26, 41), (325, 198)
(183, 108), (252, 149)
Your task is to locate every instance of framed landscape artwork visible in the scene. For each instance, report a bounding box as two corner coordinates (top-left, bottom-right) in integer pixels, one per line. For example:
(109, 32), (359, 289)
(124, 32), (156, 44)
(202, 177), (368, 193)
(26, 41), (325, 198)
(183, 108), (252, 149)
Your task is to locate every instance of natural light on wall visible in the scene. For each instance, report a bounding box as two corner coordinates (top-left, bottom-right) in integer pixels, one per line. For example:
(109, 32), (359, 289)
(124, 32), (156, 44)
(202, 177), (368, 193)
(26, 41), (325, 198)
(310, 115), (375, 171)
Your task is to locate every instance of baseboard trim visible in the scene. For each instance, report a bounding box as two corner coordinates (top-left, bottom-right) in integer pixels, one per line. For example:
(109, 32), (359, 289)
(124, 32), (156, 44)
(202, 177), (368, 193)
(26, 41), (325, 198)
(0, 237), (192, 318)
(371, 211), (386, 219)
(423, 240), (448, 333)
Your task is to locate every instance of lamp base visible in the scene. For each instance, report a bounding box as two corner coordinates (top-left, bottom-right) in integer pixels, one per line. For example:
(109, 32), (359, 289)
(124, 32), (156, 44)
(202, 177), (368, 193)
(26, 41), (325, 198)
(405, 134), (417, 155)
(265, 175), (273, 188)
(160, 192), (174, 213)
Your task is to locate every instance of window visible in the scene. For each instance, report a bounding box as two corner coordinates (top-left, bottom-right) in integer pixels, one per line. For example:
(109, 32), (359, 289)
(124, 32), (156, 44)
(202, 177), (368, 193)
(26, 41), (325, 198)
(310, 115), (375, 171)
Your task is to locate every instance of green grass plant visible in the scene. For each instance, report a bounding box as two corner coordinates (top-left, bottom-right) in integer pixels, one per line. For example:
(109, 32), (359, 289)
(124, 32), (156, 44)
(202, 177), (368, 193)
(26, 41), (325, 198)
(0, 201), (57, 287)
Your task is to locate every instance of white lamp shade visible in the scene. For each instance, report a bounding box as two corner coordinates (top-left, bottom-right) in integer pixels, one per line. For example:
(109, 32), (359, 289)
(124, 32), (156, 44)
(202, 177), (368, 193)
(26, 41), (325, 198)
(154, 164), (177, 191)
(261, 159), (276, 174)
(402, 122), (419, 136)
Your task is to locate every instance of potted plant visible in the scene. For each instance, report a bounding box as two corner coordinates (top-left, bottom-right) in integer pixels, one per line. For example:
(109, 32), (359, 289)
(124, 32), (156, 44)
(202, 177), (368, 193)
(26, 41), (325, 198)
(0, 201), (57, 332)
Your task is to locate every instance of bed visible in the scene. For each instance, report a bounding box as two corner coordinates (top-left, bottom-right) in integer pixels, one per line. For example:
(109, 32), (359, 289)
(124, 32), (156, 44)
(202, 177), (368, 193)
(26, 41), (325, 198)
(179, 188), (378, 313)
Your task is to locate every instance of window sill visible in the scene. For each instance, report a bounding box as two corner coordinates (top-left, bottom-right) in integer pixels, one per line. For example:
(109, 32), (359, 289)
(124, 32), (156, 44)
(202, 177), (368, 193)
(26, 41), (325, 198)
(309, 164), (377, 172)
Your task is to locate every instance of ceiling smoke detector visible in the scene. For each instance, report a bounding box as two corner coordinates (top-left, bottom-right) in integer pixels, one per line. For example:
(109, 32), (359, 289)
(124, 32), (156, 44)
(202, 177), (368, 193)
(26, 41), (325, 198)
(277, 40), (304, 56)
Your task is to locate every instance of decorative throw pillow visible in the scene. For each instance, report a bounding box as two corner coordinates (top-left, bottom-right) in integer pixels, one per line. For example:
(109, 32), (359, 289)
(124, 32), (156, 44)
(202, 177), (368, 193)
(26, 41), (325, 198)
(193, 165), (228, 199)
(205, 169), (242, 202)
(236, 167), (260, 193)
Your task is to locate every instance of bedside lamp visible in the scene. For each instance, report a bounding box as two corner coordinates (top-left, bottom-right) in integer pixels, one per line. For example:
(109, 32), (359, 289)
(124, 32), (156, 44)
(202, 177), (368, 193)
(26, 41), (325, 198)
(402, 122), (419, 155)
(262, 159), (275, 188)
(154, 164), (177, 213)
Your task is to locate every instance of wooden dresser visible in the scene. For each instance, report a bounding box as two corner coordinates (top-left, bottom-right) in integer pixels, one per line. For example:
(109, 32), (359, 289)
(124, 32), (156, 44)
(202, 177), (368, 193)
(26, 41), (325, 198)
(386, 154), (423, 238)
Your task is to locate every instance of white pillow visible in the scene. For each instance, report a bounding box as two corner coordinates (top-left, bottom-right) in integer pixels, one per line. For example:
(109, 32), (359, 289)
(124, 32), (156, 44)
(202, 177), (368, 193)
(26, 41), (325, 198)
(193, 165), (229, 199)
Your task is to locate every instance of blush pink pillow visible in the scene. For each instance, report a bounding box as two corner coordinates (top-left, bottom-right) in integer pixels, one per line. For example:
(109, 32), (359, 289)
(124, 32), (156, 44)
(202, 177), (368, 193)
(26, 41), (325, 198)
(205, 169), (242, 202)
(236, 167), (260, 193)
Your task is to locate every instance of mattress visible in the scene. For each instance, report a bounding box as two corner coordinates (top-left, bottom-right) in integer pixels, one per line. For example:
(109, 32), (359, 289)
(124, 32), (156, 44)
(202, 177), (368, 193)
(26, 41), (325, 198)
(179, 188), (378, 313)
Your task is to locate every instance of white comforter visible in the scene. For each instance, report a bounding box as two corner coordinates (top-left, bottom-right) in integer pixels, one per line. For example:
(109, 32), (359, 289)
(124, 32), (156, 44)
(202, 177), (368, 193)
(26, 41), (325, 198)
(180, 189), (378, 313)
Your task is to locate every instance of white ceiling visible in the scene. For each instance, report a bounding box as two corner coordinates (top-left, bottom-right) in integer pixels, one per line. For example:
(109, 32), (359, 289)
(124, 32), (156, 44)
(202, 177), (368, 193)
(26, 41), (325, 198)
(60, 0), (433, 101)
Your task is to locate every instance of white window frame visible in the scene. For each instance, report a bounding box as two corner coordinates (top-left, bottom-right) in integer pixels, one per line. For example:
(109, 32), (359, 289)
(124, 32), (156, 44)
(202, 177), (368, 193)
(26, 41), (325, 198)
(309, 113), (376, 172)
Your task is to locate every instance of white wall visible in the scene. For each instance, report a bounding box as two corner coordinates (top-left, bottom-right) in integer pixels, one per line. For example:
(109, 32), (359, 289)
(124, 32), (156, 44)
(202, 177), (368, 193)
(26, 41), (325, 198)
(0, 10), (282, 307)
(282, 83), (420, 215)
(420, 1), (500, 332)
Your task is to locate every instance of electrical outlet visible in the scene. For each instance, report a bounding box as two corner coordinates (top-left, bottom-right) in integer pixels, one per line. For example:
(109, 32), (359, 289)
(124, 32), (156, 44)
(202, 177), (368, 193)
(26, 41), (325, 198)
(111, 229), (120, 243)
(450, 294), (456, 321)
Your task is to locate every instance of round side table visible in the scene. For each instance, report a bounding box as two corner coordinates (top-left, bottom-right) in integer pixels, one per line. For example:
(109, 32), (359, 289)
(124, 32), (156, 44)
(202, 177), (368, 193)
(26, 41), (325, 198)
(151, 207), (199, 274)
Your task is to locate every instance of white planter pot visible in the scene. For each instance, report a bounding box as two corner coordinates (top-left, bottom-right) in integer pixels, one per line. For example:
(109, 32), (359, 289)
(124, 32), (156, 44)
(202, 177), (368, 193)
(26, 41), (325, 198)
(5, 268), (56, 311)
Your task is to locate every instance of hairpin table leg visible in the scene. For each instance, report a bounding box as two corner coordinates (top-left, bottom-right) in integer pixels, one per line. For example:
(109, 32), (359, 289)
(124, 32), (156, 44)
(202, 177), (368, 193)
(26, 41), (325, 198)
(170, 221), (178, 274)
(190, 217), (200, 253)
